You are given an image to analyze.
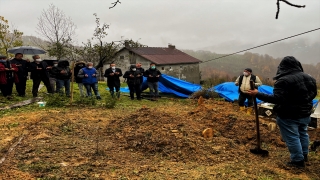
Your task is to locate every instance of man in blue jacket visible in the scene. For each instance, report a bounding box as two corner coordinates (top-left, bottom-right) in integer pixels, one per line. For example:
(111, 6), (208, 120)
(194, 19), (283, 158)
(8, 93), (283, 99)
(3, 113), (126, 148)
(77, 62), (101, 99)
(248, 56), (317, 168)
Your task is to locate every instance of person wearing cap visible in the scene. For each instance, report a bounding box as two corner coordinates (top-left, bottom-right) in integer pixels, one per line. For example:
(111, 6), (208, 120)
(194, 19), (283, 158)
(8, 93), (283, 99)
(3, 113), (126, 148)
(0, 55), (19, 99)
(29, 55), (53, 97)
(144, 63), (161, 100)
(123, 64), (142, 100)
(104, 63), (122, 99)
(235, 68), (262, 114)
(77, 62), (101, 99)
(247, 56), (317, 168)
(10, 53), (30, 97)
(74, 61), (86, 97)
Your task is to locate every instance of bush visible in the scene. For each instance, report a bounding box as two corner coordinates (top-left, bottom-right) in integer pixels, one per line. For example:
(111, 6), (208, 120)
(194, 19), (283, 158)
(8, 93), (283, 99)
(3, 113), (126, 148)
(189, 88), (220, 99)
(105, 95), (117, 109)
(45, 93), (68, 107)
(74, 96), (97, 106)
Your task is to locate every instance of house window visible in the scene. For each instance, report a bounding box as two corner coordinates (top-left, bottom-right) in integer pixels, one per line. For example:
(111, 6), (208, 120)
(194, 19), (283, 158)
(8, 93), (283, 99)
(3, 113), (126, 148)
(169, 67), (173, 71)
(129, 52), (136, 64)
(120, 55), (124, 59)
(161, 67), (164, 70)
(180, 65), (183, 69)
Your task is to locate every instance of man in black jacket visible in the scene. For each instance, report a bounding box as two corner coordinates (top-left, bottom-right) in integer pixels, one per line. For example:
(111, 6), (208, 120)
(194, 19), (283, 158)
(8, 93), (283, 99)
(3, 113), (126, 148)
(104, 63), (122, 98)
(52, 60), (71, 97)
(10, 53), (30, 96)
(136, 62), (145, 90)
(74, 61), (86, 97)
(123, 64), (142, 100)
(144, 63), (161, 100)
(248, 56), (317, 168)
(29, 55), (53, 97)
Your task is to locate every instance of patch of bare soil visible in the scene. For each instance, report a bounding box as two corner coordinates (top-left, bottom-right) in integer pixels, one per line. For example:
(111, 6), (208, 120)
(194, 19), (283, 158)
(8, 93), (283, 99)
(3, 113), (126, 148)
(0, 100), (319, 179)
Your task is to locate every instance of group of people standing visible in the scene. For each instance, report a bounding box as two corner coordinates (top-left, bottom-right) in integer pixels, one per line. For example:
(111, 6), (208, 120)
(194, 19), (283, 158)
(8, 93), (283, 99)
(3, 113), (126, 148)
(1, 53), (162, 100)
(103, 62), (161, 100)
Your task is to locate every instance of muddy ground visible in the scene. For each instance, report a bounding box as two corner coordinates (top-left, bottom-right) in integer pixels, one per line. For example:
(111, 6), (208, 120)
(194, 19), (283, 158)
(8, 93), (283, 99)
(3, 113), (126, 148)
(0, 99), (319, 179)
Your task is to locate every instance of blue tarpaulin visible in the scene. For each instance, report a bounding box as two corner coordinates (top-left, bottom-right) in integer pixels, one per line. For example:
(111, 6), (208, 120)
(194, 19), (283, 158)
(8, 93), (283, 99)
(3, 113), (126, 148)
(213, 82), (318, 105)
(107, 74), (202, 98)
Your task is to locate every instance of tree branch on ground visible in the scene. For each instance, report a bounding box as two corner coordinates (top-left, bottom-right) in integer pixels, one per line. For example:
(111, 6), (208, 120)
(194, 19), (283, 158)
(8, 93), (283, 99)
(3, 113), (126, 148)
(276, 0), (305, 19)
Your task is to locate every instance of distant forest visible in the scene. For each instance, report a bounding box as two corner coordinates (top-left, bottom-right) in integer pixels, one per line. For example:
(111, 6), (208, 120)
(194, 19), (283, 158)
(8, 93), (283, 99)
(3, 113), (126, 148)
(184, 50), (320, 86)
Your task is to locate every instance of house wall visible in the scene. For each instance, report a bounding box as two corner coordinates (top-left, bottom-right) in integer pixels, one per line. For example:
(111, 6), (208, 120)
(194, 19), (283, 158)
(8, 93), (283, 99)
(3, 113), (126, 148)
(103, 49), (200, 84)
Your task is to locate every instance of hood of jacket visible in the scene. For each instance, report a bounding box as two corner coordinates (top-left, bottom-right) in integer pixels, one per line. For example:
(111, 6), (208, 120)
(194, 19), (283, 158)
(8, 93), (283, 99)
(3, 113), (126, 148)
(273, 56), (304, 80)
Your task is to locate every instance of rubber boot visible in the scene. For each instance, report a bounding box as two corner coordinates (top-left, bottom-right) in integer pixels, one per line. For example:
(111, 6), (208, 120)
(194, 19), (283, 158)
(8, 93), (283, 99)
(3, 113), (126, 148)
(239, 106), (246, 112)
(246, 108), (253, 115)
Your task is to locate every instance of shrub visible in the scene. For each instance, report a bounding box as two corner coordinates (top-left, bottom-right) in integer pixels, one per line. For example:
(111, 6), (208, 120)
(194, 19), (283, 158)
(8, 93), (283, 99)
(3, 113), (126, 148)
(74, 96), (97, 106)
(105, 95), (117, 109)
(45, 93), (67, 107)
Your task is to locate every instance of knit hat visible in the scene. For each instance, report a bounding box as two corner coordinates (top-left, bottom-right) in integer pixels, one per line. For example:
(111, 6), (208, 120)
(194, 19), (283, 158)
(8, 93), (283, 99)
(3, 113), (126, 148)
(245, 68), (252, 73)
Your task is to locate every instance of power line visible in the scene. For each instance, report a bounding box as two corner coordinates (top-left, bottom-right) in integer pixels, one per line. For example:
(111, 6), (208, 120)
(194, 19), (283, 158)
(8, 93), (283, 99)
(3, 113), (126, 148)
(200, 27), (320, 64)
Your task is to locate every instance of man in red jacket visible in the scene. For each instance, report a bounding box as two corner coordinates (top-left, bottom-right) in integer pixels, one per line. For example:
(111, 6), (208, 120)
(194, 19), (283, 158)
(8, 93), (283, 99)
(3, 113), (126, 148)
(0, 55), (19, 99)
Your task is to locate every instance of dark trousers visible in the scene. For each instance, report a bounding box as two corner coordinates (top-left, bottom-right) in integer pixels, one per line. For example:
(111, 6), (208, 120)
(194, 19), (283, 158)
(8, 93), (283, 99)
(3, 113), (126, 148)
(32, 77), (53, 97)
(148, 82), (159, 97)
(238, 92), (253, 107)
(128, 84), (141, 100)
(84, 83), (100, 97)
(108, 85), (120, 98)
(0, 79), (14, 97)
(15, 76), (27, 96)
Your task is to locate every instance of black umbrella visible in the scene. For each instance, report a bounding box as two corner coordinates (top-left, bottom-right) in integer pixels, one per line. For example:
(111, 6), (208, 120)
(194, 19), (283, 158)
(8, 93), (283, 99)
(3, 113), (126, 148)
(7, 46), (46, 55)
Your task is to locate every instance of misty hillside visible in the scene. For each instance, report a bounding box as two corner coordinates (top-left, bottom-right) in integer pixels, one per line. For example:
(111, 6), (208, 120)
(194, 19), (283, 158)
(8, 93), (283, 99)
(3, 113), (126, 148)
(183, 50), (320, 83)
(200, 38), (320, 65)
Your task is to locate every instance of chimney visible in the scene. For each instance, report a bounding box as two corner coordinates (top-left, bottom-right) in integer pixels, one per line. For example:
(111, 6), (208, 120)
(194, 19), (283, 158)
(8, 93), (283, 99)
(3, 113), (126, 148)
(168, 44), (175, 49)
(124, 41), (130, 48)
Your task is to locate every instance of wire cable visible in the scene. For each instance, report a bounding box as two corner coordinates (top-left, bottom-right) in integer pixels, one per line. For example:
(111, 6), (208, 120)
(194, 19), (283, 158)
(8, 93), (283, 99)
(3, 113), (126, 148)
(200, 27), (320, 64)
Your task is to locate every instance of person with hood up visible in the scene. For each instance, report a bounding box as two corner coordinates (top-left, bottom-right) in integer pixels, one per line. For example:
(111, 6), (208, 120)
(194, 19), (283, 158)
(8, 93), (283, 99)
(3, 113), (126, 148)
(46, 60), (59, 93)
(10, 53), (30, 97)
(74, 61), (86, 97)
(29, 55), (53, 97)
(104, 63), (122, 99)
(235, 68), (262, 114)
(52, 60), (71, 97)
(144, 63), (161, 100)
(123, 64), (142, 100)
(77, 62), (101, 99)
(0, 55), (19, 99)
(248, 56), (317, 168)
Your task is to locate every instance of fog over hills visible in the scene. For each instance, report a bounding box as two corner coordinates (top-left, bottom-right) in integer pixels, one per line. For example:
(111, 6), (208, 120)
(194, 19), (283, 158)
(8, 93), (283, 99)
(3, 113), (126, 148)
(200, 38), (320, 65)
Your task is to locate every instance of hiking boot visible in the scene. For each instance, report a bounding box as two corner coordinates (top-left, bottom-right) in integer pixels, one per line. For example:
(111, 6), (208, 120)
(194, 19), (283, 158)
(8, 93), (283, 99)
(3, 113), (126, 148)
(303, 154), (308, 162)
(246, 108), (253, 115)
(239, 106), (246, 112)
(286, 160), (305, 168)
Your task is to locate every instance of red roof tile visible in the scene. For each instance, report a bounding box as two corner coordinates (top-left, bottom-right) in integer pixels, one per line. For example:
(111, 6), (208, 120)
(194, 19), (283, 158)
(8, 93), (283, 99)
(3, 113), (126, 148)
(127, 47), (201, 65)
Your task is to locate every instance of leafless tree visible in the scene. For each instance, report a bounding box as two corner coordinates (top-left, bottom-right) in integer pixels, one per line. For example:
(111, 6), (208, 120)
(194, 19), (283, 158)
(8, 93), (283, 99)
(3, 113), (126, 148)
(109, 0), (306, 19)
(36, 4), (77, 60)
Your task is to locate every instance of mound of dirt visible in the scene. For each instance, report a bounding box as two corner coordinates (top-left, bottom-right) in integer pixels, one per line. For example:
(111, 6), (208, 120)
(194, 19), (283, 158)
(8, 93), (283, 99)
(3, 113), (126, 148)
(106, 100), (285, 164)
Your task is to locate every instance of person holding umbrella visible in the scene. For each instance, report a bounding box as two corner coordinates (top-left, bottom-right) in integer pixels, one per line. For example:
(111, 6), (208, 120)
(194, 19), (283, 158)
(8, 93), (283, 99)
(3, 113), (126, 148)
(10, 53), (30, 97)
(29, 55), (53, 97)
(0, 55), (19, 99)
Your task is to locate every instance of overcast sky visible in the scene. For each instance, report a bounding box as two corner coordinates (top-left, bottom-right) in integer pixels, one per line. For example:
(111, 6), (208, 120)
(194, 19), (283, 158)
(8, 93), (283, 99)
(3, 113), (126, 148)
(1, 0), (320, 55)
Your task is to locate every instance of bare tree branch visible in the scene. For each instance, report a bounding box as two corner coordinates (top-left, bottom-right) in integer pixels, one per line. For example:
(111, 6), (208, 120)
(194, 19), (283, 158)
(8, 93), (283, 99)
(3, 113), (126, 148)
(276, 0), (305, 19)
(109, 0), (121, 9)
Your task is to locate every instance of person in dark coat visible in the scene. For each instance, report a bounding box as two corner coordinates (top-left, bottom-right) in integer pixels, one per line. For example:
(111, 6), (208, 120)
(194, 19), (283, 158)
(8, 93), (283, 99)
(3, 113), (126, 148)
(52, 60), (71, 97)
(29, 55), (53, 97)
(144, 63), (161, 100)
(123, 64), (142, 100)
(104, 63), (122, 98)
(46, 60), (58, 93)
(248, 56), (317, 168)
(74, 61), (86, 97)
(136, 62), (145, 90)
(0, 55), (19, 99)
(77, 62), (101, 99)
(10, 53), (30, 97)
